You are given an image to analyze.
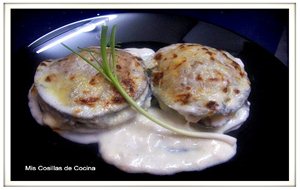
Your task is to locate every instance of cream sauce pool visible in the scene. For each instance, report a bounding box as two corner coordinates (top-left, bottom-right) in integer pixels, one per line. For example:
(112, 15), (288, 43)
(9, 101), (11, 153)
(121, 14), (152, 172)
(97, 108), (237, 175)
(57, 105), (248, 175)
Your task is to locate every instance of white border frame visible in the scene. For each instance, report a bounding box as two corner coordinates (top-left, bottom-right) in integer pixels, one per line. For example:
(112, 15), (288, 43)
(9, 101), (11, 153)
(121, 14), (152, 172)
(2, 2), (297, 187)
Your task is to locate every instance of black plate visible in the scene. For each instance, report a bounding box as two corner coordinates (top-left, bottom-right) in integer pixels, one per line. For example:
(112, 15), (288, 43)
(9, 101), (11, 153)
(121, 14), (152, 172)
(11, 11), (289, 181)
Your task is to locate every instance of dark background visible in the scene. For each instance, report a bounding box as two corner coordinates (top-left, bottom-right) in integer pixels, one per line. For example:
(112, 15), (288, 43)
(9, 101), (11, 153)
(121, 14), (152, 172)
(11, 9), (289, 64)
(11, 9), (289, 181)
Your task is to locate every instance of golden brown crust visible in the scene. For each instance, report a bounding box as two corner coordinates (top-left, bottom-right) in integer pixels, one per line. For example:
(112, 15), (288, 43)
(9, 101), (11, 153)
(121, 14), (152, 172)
(34, 47), (148, 117)
(151, 43), (251, 120)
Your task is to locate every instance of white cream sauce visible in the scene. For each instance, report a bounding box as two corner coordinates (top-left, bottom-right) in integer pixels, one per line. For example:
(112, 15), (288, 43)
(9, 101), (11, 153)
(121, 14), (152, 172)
(98, 108), (237, 175)
(199, 102), (250, 133)
(124, 48), (156, 69)
(28, 47), (250, 175)
(216, 102), (250, 133)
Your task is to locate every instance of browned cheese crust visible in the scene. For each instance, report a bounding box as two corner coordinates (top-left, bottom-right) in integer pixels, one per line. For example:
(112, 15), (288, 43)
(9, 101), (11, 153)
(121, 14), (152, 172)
(34, 47), (148, 118)
(151, 43), (251, 122)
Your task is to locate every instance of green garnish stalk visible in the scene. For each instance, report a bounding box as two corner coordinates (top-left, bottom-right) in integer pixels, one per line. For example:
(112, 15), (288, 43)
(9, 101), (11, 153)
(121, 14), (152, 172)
(62, 25), (236, 145)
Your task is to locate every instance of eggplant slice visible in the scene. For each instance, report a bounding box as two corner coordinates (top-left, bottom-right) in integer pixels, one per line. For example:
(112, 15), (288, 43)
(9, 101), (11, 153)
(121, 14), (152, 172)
(150, 43), (251, 125)
(29, 47), (151, 132)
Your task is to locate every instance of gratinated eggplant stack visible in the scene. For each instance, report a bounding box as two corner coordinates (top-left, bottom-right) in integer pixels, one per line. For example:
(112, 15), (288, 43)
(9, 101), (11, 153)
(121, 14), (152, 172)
(150, 43), (251, 127)
(29, 47), (151, 132)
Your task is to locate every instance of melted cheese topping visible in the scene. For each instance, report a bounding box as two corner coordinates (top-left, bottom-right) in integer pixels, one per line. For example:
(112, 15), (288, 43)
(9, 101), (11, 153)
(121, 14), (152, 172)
(29, 84), (151, 131)
(151, 43), (251, 122)
(34, 48), (148, 118)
